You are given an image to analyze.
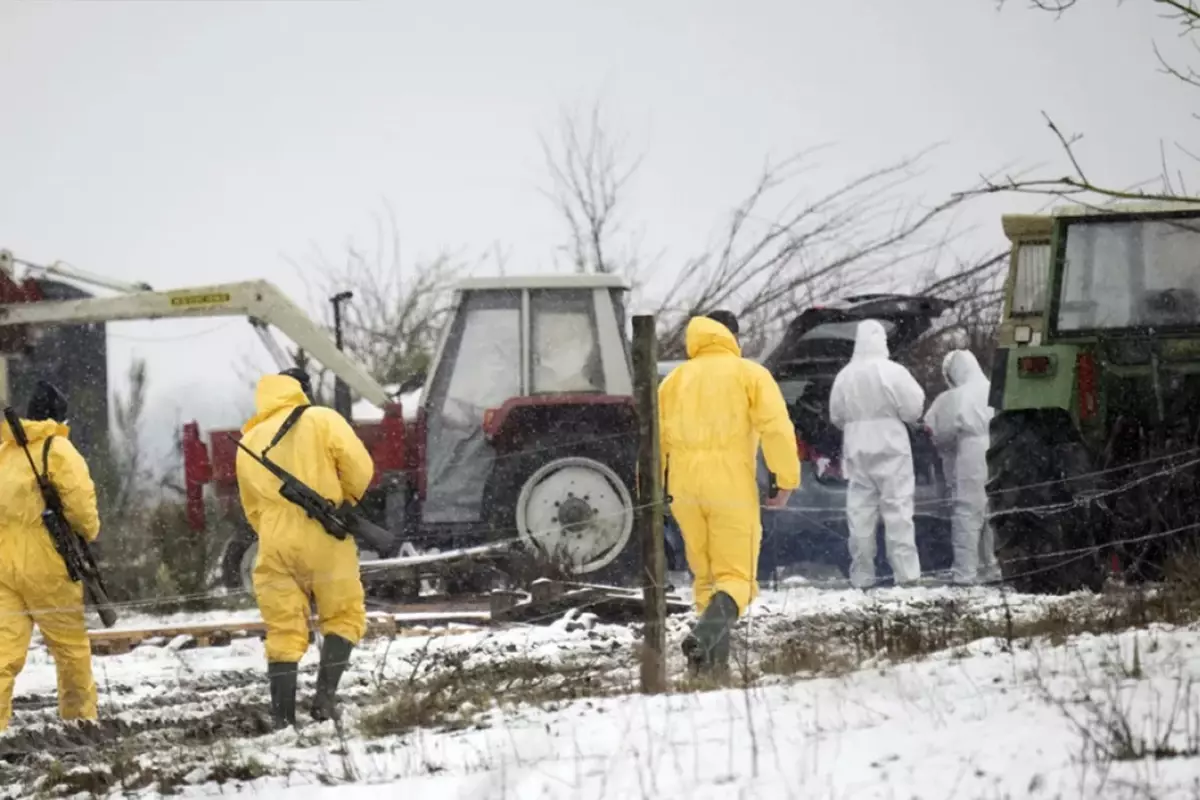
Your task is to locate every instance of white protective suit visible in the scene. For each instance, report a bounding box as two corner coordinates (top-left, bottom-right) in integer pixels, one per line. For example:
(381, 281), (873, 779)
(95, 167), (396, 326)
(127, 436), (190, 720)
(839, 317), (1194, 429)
(829, 320), (926, 588)
(925, 349), (1002, 585)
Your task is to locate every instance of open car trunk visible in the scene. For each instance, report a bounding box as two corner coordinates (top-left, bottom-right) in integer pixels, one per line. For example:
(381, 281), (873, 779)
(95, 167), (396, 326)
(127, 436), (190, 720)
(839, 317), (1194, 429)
(763, 294), (952, 486)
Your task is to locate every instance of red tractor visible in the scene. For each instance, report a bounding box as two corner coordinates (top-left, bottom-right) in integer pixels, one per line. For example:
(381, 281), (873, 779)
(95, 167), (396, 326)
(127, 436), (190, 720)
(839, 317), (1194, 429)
(0, 253), (642, 598)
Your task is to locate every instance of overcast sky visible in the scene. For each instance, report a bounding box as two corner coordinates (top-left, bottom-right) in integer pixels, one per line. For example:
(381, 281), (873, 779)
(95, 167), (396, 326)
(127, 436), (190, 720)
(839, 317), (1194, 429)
(0, 0), (1192, 465)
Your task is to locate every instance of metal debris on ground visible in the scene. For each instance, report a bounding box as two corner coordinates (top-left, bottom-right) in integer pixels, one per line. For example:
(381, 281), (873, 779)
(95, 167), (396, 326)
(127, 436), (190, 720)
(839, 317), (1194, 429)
(489, 579), (691, 624)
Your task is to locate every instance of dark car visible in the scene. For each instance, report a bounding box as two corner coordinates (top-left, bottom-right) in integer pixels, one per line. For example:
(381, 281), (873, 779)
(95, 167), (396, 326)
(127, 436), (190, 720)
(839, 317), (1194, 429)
(660, 294), (955, 586)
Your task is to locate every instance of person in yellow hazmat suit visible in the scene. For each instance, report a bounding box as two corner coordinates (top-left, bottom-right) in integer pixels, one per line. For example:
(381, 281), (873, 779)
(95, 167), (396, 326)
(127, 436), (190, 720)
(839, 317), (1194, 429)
(0, 381), (101, 731)
(236, 368), (375, 729)
(658, 312), (800, 676)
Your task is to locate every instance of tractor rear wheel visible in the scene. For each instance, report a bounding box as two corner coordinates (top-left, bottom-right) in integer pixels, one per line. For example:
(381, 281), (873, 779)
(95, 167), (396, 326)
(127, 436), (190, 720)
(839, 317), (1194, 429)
(987, 413), (1106, 595)
(486, 435), (638, 588)
(1101, 418), (1200, 584)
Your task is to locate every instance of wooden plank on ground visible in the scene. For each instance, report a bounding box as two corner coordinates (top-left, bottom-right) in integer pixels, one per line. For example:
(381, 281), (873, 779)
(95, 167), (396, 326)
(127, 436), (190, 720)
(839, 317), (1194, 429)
(86, 609), (491, 657)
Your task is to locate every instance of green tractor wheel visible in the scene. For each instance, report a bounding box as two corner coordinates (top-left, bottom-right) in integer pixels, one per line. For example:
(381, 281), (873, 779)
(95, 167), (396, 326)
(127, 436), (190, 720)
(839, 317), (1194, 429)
(1099, 417), (1200, 583)
(986, 412), (1107, 595)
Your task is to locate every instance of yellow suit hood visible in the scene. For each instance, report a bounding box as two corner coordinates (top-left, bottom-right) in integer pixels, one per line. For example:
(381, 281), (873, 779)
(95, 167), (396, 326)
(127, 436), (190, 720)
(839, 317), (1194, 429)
(685, 316), (742, 359)
(243, 375), (310, 434)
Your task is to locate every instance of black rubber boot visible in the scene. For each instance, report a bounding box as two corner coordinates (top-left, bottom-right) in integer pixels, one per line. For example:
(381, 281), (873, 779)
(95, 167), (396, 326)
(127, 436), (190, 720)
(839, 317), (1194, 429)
(681, 592), (739, 678)
(267, 662), (298, 730)
(311, 634), (354, 722)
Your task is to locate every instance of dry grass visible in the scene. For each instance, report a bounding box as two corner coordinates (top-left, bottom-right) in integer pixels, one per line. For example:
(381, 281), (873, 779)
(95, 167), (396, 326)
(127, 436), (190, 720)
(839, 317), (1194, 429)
(32, 743), (271, 798)
(359, 656), (618, 739)
(737, 562), (1200, 682)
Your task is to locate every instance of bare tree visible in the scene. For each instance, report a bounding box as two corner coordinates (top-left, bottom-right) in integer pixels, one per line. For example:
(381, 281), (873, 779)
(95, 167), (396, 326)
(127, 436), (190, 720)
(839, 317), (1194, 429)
(109, 357), (150, 521)
(541, 101), (648, 278)
(979, 0), (1200, 203)
(538, 106), (997, 358)
(284, 205), (466, 400)
(653, 147), (981, 358)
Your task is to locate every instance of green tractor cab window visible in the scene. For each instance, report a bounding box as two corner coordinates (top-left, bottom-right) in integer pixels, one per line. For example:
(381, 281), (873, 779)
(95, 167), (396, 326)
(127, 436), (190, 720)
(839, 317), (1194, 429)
(1057, 215), (1200, 333)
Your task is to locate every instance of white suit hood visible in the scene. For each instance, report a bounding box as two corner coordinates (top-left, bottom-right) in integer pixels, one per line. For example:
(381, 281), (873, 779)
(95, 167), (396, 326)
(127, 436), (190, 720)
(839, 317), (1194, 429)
(852, 319), (890, 361)
(943, 349), (985, 389)
(927, 350), (992, 446)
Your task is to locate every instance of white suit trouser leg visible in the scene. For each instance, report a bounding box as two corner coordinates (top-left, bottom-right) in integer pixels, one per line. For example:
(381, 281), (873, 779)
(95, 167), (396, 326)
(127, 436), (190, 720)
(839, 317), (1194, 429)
(950, 476), (987, 584)
(977, 511), (1001, 583)
(846, 452), (921, 588)
(949, 436), (998, 585)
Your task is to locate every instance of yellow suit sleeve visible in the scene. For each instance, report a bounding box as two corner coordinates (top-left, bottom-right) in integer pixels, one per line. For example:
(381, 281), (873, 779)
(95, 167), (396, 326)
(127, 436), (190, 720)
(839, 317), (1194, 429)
(48, 437), (101, 542)
(322, 410), (375, 503)
(747, 363), (801, 491)
(235, 449), (264, 535)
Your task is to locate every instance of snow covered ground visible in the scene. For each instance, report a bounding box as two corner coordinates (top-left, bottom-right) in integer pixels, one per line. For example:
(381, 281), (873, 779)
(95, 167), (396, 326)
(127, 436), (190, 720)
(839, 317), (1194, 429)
(5, 584), (1200, 799)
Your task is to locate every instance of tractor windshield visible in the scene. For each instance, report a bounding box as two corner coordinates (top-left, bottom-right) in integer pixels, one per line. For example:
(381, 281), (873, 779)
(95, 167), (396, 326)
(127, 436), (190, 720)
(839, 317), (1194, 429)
(1056, 215), (1200, 331)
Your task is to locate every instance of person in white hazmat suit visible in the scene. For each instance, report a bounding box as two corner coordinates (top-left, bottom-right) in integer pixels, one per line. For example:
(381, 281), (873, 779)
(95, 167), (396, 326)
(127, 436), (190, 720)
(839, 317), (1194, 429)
(829, 319), (926, 588)
(924, 349), (1003, 585)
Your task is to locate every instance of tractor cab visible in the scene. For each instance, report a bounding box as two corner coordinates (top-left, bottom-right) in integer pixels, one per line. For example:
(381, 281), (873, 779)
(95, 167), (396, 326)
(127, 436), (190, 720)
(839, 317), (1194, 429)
(412, 274), (640, 581)
(189, 274), (641, 595)
(989, 202), (1200, 594)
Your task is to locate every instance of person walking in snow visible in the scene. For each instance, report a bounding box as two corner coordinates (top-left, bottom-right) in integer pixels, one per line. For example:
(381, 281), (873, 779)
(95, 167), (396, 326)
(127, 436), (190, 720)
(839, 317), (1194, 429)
(236, 368), (375, 729)
(658, 311), (800, 676)
(924, 349), (1002, 585)
(0, 381), (101, 731)
(828, 319), (926, 589)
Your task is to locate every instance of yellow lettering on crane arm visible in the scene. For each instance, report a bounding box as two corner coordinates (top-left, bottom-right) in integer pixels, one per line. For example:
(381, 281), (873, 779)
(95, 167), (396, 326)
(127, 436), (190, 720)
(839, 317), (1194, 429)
(168, 292), (233, 308)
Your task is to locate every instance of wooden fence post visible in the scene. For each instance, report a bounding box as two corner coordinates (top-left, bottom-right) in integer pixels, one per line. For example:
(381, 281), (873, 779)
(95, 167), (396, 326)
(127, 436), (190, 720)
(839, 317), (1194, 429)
(632, 314), (667, 694)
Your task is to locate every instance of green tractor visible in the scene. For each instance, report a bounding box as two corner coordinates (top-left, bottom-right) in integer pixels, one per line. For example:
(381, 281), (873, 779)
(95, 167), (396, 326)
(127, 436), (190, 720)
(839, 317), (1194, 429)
(987, 202), (1200, 594)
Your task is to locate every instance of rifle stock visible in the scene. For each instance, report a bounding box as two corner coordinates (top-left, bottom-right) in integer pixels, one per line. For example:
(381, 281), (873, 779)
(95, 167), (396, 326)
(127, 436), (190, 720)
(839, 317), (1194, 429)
(2, 407), (118, 628)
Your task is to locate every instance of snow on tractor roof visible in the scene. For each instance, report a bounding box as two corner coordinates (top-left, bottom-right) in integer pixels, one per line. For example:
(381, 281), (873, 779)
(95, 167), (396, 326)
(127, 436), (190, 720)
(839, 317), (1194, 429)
(455, 273), (631, 292)
(1002, 200), (1200, 239)
(1003, 200), (1200, 226)
(1050, 199), (1200, 218)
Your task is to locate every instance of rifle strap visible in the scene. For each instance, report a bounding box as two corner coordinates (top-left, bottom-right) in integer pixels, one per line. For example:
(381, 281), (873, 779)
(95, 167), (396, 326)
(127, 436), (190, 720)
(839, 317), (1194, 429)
(42, 436), (54, 481)
(261, 405), (309, 459)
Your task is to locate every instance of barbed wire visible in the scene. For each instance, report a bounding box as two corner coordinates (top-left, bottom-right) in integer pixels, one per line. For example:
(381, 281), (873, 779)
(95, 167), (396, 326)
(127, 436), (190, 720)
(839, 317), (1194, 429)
(768, 451), (1200, 525)
(7, 508), (1200, 757)
(10, 440), (1200, 619)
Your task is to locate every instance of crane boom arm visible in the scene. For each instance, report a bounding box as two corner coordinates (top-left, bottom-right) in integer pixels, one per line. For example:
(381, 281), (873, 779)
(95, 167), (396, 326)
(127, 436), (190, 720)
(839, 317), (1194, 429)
(0, 279), (392, 408)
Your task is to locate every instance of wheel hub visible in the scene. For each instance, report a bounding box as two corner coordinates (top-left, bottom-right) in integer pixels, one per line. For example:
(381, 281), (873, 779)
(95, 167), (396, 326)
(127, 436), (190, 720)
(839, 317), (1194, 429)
(556, 495), (595, 531)
(515, 456), (634, 574)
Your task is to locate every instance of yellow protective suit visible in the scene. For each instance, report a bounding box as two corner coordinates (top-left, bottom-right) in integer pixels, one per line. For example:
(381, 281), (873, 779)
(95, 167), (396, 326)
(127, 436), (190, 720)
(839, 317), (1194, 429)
(236, 375), (375, 664)
(0, 420), (101, 730)
(658, 317), (800, 616)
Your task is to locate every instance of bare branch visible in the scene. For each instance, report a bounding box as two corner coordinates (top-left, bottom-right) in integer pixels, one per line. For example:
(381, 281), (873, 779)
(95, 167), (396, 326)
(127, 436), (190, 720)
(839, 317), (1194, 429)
(286, 204), (466, 398)
(652, 146), (977, 358)
(956, 111), (1200, 204)
(540, 100), (646, 278)
(991, 1), (1200, 204)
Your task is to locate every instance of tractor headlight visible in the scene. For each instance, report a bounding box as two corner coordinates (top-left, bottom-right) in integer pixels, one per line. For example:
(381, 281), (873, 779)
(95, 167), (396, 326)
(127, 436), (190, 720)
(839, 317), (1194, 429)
(1014, 325), (1033, 344)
